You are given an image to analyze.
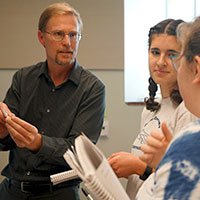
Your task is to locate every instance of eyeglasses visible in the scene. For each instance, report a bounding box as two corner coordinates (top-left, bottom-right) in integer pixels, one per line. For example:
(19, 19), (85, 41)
(170, 53), (181, 70)
(45, 30), (81, 42)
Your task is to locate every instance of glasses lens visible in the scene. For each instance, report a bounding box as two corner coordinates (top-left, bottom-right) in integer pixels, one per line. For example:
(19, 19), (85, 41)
(69, 32), (81, 41)
(52, 31), (65, 41)
(170, 54), (180, 70)
(46, 31), (81, 42)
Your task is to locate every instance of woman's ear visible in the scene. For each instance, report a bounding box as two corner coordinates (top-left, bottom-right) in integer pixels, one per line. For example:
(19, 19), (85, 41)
(193, 55), (200, 84)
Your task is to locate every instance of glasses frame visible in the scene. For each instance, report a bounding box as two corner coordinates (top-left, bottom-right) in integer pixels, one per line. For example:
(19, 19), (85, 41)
(170, 53), (181, 70)
(45, 30), (82, 42)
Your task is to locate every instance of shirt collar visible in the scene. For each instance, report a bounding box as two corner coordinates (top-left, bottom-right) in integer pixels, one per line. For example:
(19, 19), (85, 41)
(37, 60), (82, 86)
(68, 60), (82, 86)
(38, 61), (48, 79)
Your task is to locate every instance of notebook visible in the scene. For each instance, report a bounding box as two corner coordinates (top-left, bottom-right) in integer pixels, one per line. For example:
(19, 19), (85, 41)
(50, 169), (78, 185)
(63, 133), (130, 200)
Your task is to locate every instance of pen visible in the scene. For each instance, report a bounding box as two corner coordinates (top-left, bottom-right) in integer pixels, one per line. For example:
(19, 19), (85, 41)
(81, 187), (93, 200)
(1, 108), (8, 118)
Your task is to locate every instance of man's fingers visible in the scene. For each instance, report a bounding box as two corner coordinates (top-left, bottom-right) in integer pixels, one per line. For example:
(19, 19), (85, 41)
(7, 123), (26, 146)
(9, 116), (38, 133)
(0, 102), (13, 117)
(5, 116), (37, 146)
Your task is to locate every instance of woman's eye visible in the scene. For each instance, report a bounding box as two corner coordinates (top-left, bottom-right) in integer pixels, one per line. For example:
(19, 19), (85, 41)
(169, 53), (179, 60)
(151, 50), (160, 56)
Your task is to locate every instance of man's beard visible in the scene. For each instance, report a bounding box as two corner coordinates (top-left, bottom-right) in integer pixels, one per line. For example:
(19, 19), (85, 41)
(55, 53), (74, 66)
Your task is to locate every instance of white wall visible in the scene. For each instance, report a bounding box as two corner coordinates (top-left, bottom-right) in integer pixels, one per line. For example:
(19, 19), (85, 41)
(0, 0), (123, 70)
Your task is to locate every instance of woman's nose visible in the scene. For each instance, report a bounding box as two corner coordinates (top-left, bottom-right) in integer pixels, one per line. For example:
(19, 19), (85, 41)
(157, 56), (167, 67)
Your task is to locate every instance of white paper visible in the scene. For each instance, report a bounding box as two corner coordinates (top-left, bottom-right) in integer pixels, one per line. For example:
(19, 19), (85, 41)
(63, 134), (130, 200)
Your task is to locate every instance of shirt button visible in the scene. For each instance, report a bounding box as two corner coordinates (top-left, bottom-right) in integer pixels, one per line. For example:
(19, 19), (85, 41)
(47, 109), (50, 113)
(51, 88), (55, 92)
(26, 171), (31, 176)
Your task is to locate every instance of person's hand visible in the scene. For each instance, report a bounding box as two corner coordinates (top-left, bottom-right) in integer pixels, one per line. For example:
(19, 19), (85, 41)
(5, 115), (42, 152)
(108, 151), (145, 178)
(140, 122), (173, 169)
(0, 102), (13, 139)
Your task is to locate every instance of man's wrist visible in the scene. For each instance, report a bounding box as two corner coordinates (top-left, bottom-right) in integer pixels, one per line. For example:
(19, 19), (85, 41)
(29, 133), (42, 152)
